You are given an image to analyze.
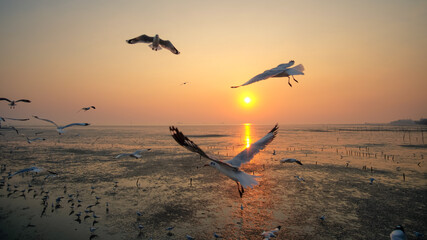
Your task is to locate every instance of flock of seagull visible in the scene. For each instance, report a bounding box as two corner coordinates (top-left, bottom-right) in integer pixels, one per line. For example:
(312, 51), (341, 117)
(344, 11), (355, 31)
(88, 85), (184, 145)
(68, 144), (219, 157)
(0, 33), (417, 240)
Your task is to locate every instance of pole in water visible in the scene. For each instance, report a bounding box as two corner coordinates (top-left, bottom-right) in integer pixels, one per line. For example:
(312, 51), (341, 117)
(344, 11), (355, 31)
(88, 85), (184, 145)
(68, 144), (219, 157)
(190, 178), (192, 187)
(403, 173), (405, 181)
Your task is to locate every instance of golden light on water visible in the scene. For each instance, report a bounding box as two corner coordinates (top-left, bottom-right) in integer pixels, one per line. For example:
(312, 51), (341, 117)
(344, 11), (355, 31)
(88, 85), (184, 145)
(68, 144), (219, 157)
(244, 123), (251, 148)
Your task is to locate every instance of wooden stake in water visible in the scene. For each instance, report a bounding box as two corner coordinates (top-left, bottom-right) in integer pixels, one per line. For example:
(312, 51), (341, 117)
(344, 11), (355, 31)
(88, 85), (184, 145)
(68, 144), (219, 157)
(403, 173), (406, 182)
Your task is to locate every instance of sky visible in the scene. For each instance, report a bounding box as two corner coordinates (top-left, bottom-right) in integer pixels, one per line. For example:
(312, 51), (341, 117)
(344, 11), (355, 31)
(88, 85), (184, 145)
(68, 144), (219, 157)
(0, 0), (426, 125)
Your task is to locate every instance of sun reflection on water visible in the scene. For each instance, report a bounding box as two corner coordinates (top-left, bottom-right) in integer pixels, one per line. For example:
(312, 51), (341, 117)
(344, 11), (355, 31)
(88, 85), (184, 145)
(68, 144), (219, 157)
(244, 123), (251, 148)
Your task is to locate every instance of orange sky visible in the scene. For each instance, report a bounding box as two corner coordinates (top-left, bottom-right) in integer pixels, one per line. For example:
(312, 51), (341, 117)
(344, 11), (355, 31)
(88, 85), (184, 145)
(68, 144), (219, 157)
(1, 0), (426, 125)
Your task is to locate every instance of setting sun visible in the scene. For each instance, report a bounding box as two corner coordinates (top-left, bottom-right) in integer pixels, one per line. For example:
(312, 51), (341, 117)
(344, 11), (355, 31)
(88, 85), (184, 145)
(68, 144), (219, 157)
(244, 97), (251, 104)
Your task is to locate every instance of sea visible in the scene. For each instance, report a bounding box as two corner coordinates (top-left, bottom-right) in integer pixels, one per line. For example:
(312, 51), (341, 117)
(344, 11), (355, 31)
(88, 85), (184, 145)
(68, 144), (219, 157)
(0, 124), (426, 239)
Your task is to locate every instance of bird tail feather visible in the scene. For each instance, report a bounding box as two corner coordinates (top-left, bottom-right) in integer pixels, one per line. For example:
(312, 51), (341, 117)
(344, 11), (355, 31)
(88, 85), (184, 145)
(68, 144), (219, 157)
(237, 171), (259, 189)
(148, 44), (162, 51)
(286, 64), (305, 75)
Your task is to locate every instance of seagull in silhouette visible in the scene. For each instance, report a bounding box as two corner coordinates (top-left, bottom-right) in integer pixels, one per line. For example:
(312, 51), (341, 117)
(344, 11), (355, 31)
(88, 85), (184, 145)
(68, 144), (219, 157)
(115, 149), (151, 159)
(170, 124), (278, 198)
(390, 225), (407, 240)
(78, 106), (96, 112)
(126, 34), (180, 55)
(0, 117), (30, 122)
(33, 116), (89, 135)
(280, 158), (303, 165)
(231, 60), (304, 88)
(0, 98), (31, 109)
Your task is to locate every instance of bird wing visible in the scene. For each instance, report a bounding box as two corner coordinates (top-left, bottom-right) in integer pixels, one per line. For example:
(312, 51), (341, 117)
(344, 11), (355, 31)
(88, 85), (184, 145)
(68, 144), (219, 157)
(15, 99), (31, 103)
(169, 126), (238, 170)
(5, 117), (30, 121)
(276, 60), (295, 69)
(231, 65), (287, 88)
(91, 106), (96, 109)
(133, 149), (151, 155)
(115, 153), (130, 159)
(61, 123), (90, 129)
(284, 64), (304, 76)
(169, 126), (217, 161)
(226, 124), (279, 168)
(0, 98), (11, 102)
(33, 116), (58, 127)
(9, 166), (42, 177)
(159, 39), (180, 54)
(128, 34), (153, 43)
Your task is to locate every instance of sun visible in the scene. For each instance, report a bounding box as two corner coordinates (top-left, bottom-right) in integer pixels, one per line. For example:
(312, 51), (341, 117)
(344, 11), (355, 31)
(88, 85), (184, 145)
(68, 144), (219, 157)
(244, 97), (251, 104)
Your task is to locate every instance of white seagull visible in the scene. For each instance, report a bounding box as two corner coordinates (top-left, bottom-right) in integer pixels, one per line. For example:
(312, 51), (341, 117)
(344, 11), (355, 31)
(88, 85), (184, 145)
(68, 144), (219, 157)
(280, 158), (303, 165)
(126, 34), (180, 55)
(390, 225), (407, 240)
(170, 124), (278, 198)
(0, 98), (31, 109)
(115, 149), (151, 159)
(231, 60), (304, 88)
(261, 226), (281, 239)
(33, 116), (89, 135)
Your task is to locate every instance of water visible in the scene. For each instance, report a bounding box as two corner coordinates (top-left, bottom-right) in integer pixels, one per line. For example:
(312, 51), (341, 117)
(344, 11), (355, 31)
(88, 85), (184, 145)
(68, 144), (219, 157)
(0, 124), (426, 239)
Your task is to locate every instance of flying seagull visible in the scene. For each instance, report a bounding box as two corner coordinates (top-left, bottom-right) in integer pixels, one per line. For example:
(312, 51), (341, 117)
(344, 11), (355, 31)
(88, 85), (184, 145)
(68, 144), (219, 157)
(126, 34), (180, 55)
(8, 166), (42, 178)
(78, 106), (96, 112)
(0, 117), (30, 122)
(280, 158), (303, 165)
(115, 149), (151, 159)
(0, 98), (31, 109)
(231, 60), (304, 88)
(33, 116), (89, 135)
(170, 124), (278, 198)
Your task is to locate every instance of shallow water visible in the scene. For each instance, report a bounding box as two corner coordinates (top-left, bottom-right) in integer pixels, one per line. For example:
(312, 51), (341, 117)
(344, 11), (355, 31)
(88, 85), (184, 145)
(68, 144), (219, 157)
(0, 124), (426, 239)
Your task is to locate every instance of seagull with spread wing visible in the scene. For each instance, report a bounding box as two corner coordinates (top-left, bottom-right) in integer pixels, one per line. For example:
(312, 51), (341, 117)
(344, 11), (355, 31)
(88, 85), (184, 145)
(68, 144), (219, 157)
(170, 124), (278, 198)
(126, 34), (180, 55)
(26, 137), (46, 144)
(32, 116), (89, 135)
(0, 117), (30, 122)
(0, 98), (31, 109)
(231, 60), (305, 88)
(115, 149), (151, 159)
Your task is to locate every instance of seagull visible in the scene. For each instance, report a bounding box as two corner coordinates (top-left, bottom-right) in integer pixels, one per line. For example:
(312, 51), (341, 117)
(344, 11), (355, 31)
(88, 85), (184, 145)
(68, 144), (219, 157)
(295, 175), (305, 182)
(280, 158), (303, 165)
(369, 178), (375, 184)
(180, 82), (189, 86)
(115, 149), (151, 159)
(33, 116), (89, 135)
(8, 166), (42, 178)
(231, 60), (305, 88)
(26, 137), (46, 144)
(126, 34), (180, 55)
(390, 225), (407, 240)
(78, 106), (96, 112)
(261, 226), (281, 239)
(0, 117), (30, 122)
(0, 98), (31, 109)
(170, 124), (278, 198)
